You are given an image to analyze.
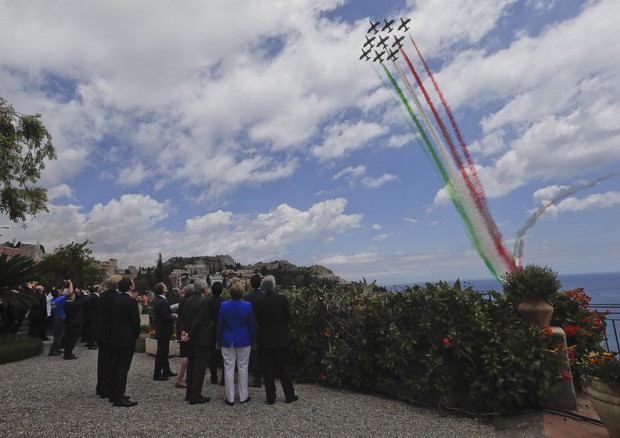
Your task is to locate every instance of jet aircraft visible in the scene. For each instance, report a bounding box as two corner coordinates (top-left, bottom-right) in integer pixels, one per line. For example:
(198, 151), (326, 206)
(373, 50), (385, 63)
(386, 48), (399, 62)
(368, 20), (380, 34)
(359, 47), (371, 61)
(398, 18), (411, 32)
(391, 35), (405, 48)
(377, 35), (389, 49)
(382, 18), (395, 33)
(364, 35), (376, 48)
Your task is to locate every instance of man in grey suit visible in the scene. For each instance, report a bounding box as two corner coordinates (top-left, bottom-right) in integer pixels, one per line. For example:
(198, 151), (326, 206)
(181, 280), (212, 405)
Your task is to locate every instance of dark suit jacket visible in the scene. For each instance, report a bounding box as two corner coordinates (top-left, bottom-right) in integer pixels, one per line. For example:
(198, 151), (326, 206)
(182, 293), (212, 347)
(206, 295), (224, 345)
(110, 292), (140, 348)
(64, 299), (85, 328)
(253, 292), (291, 349)
(85, 293), (100, 322)
(96, 289), (119, 343)
(243, 288), (265, 307)
(153, 295), (175, 340)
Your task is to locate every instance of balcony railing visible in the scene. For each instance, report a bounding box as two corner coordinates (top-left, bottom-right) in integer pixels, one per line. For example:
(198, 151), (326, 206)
(591, 303), (620, 353)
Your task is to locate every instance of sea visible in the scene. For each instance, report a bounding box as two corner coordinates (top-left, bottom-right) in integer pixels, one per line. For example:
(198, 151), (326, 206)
(386, 271), (620, 351)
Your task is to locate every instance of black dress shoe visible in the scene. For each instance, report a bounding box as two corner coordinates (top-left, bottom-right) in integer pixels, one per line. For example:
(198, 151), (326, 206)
(153, 376), (169, 381)
(240, 397), (251, 404)
(163, 372), (177, 377)
(88, 346), (98, 350)
(113, 399), (137, 407)
(63, 354), (78, 360)
(189, 396), (211, 405)
(225, 400), (235, 406)
(285, 395), (299, 403)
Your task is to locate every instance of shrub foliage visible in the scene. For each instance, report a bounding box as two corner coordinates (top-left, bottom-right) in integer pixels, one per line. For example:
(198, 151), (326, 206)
(287, 281), (566, 415)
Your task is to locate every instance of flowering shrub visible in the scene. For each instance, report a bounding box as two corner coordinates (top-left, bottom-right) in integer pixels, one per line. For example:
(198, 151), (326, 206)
(577, 351), (620, 385)
(134, 293), (153, 315)
(552, 288), (608, 388)
(287, 281), (565, 415)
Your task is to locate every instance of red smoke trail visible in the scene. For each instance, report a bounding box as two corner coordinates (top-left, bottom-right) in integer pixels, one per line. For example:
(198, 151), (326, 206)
(409, 35), (485, 200)
(396, 38), (516, 273)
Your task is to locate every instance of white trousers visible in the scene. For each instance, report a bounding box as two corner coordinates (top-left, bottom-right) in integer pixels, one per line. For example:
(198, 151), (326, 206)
(221, 346), (251, 403)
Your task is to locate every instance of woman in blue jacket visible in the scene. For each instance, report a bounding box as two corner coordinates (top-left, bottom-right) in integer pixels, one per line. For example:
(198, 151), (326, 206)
(216, 280), (256, 405)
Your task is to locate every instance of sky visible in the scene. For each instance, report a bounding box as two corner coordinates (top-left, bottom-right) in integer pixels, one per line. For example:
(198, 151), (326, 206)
(0, 0), (619, 286)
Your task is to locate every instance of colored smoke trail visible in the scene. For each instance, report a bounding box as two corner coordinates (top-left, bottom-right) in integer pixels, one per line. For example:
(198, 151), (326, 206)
(397, 41), (516, 274)
(409, 34), (486, 201)
(394, 63), (503, 278)
(383, 63), (500, 279)
(514, 170), (620, 266)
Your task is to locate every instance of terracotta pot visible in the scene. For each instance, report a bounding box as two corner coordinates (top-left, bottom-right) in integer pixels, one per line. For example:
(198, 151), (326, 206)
(587, 378), (620, 438)
(517, 297), (554, 328)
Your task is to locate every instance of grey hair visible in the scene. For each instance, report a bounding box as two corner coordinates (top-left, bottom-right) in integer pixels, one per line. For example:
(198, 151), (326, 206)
(184, 284), (195, 294)
(194, 279), (208, 293)
(261, 275), (276, 292)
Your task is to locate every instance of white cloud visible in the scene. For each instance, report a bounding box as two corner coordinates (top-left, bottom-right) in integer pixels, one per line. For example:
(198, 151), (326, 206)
(2, 195), (361, 268)
(312, 121), (388, 161)
(404, 218), (419, 224)
(553, 191), (620, 213)
(372, 223), (382, 230)
(47, 184), (74, 201)
(333, 165), (367, 181)
(372, 233), (392, 241)
(361, 173), (399, 188)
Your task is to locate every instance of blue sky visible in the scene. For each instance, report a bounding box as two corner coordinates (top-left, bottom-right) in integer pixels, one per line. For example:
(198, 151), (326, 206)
(1, 0), (619, 285)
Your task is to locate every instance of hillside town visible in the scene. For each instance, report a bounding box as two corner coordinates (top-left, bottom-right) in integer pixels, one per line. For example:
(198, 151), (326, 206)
(0, 241), (345, 289)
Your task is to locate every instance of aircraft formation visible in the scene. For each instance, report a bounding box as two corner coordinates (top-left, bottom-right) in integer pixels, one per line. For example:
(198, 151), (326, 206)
(359, 18), (411, 62)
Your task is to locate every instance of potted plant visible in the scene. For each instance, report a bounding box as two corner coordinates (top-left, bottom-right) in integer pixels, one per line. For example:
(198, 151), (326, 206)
(502, 264), (561, 328)
(578, 352), (620, 437)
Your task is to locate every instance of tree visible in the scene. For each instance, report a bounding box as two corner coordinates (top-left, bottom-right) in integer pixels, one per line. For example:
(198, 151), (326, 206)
(0, 97), (57, 222)
(35, 240), (105, 288)
(155, 253), (164, 283)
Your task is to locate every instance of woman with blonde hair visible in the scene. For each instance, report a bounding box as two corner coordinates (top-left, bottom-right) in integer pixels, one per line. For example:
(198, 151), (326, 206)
(216, 281), (256, 405)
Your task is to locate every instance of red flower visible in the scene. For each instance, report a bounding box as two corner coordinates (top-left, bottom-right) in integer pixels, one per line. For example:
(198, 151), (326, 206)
(563, 325), (576, 336)
(322, 329), (332, 337)
(540, 326), (553, 339)
(560, 371), (572, 382)
(443, 338), (451, 348)
(319, 374), (327, 382)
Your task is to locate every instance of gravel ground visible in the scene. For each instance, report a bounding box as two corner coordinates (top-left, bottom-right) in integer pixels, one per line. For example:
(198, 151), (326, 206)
(0, 341), (495, 437)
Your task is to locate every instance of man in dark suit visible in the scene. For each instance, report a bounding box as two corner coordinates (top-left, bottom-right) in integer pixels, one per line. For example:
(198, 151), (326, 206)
(152, 282), (178, 380)
(109, 277), (140, 407)
(253, 275), (298, 405)
(244, 274), (265, 387)
(206, 281), (225, 384)
(181, 279), (212, 405)
(84, 285), (101, 349)
(28, 284), (48, 340)
(95, 275), (122, 399)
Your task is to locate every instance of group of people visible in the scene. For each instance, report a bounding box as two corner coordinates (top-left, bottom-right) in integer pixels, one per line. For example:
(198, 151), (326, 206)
(38, 272), (298, 408)
(174, 274), (298, 406)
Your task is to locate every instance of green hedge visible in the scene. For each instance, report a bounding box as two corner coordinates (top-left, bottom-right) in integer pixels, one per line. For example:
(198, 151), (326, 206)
(286, 281), (566, 416)
(0, 336), (43, 365)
